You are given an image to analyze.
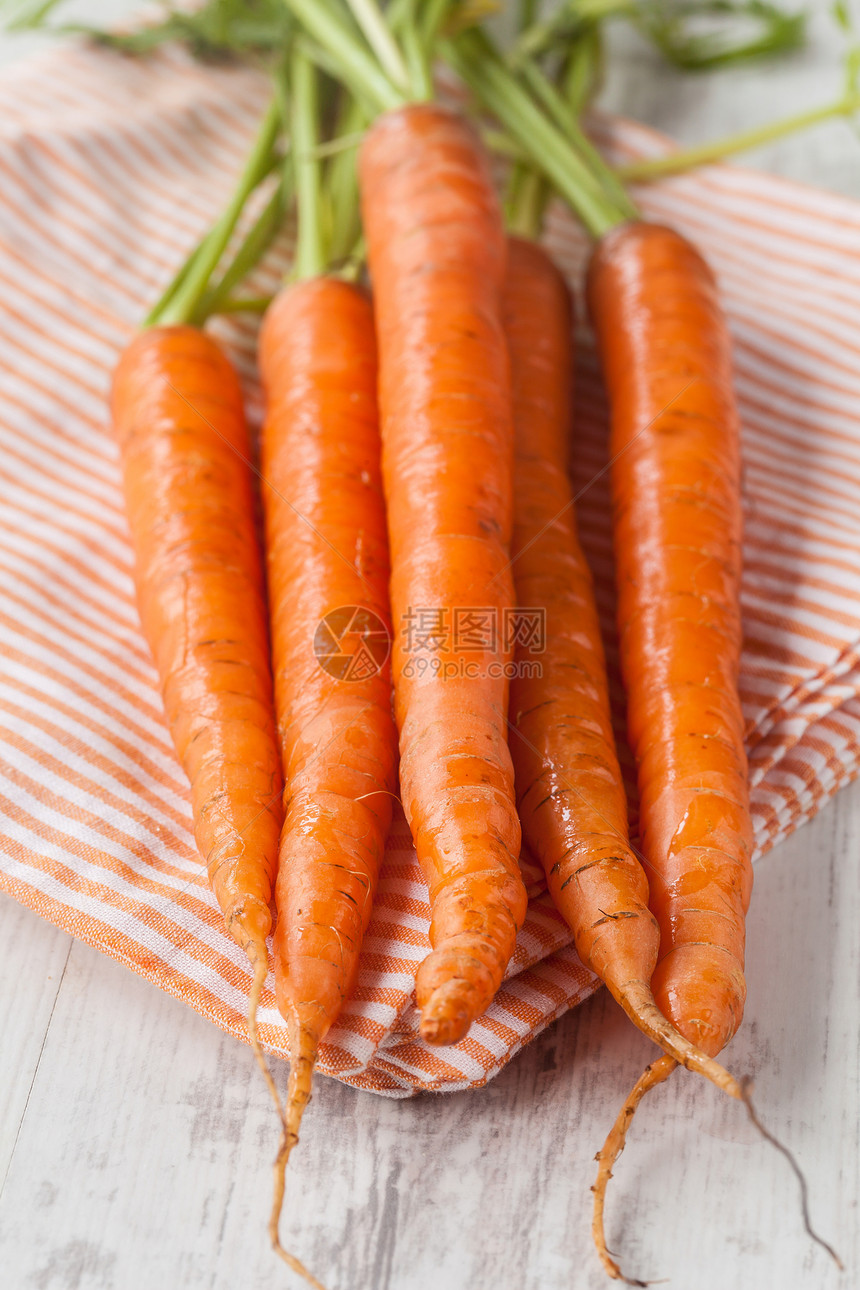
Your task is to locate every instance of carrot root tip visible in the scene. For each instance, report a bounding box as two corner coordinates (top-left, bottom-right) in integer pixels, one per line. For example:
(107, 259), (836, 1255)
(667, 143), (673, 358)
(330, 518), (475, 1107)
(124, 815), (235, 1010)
(418, 980), (475, 1047)
(246, 944), (286, 1131)
(592, 1057), (676, 1286)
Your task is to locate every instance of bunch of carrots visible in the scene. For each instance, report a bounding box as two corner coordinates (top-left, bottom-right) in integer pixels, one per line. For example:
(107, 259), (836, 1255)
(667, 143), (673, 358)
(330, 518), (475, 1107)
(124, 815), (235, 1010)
(92, 0), (854, 1283)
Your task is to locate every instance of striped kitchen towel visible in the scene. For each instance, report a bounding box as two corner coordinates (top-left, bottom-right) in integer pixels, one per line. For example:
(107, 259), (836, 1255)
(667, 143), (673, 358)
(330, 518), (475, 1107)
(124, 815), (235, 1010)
(1, 40), (859, 1095)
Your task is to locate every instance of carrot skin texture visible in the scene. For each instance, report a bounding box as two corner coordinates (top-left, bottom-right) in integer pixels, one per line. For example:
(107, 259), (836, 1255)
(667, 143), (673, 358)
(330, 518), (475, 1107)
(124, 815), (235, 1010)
(259, 279), (398, 1085)
(360, 105), (526, 1045)
(111, 325), (282, 956)
(504, 237), (659, 999)
(587, 222), (754, 1058)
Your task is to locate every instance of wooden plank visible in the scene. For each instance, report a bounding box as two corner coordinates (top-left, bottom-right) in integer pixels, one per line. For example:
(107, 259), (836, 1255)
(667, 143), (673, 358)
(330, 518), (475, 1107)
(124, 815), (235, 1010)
(0, 896), (72, 1184)
(0, 927), (281, 1289)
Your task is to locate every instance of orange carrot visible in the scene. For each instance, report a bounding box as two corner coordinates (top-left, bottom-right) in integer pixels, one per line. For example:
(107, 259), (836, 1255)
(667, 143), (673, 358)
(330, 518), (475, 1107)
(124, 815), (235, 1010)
(360, 104), (527, 1046)
(586, 221), (754, 1280)
(504, 234), (743, 1097)
(259, 276), (398, 1242)
(249, 55), (398, 1285)
(589, 222), (754, 1061)
(111, 324), (283, 1027)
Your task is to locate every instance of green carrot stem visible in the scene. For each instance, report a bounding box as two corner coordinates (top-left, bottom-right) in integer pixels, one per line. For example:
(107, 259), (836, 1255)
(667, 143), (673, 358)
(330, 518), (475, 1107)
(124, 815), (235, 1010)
(639, 0), (806, 71)
(293, 34), (373, 115)
(309, 130), (365, 159)
(617, 92), (860, 181)
(504, 160), (527, 230)
(143, 237), (211, 332)
(148, 96), (281, 327)
(419, 0), (454, 45)
(281, 0), (404, 113)
(519, 55), (637, 219)
(197, 174), (290, 321)
(217, 296), (275, 313)
(290, 46), (326, 281)
(506, 12), (606, 242)
(344, 0), (410, 93)
(520, 58), (574, 136)
(511, 0), (628, 65)
(445, 27), (630, 239)
(563, 22), (604, 116)
(327, 95), (368, 265)
(507, 167), (547, 241)
(482, 128), (528, 161)
(400, 18), (433, 101)
(560, 117), (637, 218)
(351, 0), (440, 103)
(337, 234), (366, 283)
(384, 0), (416, 33)
(7, 0), (65, 31)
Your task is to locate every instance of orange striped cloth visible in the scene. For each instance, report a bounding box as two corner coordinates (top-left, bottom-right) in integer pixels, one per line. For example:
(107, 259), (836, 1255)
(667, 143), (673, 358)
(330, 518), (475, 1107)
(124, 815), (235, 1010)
(1, 43), (858, 1095)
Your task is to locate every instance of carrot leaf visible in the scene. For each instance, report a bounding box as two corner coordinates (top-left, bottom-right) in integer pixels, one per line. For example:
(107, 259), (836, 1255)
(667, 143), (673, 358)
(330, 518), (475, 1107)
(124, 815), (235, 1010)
(638, 0), (807, 71)
(6, 0), (292, 63)
(511, 0), (806, 72)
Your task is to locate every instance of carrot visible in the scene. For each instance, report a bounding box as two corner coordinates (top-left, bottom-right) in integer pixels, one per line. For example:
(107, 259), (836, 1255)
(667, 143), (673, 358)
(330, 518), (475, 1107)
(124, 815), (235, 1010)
(111, 323), (283, 1029)
(259, 273), (397, 1274)
(258, 54), (397, 1281)
(261, 280), (396, 1051)
(360, 102), (526, 1046)
(589, 221), (754, 1059)
(504, 233), (743, 1096)
(585, 221), (754, 1281)
(108, 98), (295, 1170)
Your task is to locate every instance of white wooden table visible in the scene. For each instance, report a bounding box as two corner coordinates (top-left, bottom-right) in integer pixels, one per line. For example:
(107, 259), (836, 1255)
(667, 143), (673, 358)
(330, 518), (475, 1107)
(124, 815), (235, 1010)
(2, 9), (859, 1289)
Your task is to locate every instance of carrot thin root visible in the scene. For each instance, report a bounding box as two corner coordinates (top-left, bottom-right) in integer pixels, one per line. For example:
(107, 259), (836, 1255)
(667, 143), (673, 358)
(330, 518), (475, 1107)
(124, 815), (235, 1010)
(245, 940), (286, 1128)
(740, 1079), (844, 1270)
(592, 1054), (677, 1285)
(594, 1056), (843, 1280)
(268, 1017), (327, 1290)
